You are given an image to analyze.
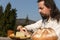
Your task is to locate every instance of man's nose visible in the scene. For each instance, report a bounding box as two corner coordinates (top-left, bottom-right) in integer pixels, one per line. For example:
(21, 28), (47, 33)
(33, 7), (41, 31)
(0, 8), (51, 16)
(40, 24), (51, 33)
(38, 9), (41, 13)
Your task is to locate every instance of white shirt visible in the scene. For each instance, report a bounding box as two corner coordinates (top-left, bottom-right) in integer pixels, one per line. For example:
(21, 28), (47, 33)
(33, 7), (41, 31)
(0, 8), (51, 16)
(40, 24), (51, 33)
(25, 18), (60, 40)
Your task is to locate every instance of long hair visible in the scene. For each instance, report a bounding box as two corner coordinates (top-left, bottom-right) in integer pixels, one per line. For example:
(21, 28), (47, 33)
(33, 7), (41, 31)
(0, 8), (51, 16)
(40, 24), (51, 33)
(37, 0), (60, 22)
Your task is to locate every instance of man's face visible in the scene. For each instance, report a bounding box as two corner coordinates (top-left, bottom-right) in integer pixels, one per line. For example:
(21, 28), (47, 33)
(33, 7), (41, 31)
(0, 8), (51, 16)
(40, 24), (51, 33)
(38, 1), (51, 17)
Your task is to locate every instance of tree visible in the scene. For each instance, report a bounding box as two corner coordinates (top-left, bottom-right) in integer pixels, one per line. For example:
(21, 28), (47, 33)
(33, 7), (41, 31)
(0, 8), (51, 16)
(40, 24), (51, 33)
(8, 9), (17, 31)
(0, 6), (3, 29)
(0, 5), (3, 17)
(0, 6), (3, 36)
(2, 3), (11, 36)
(1, 2), (17, 37)
(0, 2), (17, 37)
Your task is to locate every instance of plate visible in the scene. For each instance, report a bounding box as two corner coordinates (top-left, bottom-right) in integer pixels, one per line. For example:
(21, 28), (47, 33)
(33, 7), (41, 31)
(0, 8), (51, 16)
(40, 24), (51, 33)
(9, 32), (31, 39)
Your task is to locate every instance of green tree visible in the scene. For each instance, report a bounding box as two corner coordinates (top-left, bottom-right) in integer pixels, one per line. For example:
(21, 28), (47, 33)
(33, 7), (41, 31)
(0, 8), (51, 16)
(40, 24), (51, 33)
(1, 2), (17, 37)
(2, 3), (11, 36)
(0, 6), (3, 36)
(8, 9), (17, 31)
(0, 5), (3, 17)
(0, 6), (3, 30)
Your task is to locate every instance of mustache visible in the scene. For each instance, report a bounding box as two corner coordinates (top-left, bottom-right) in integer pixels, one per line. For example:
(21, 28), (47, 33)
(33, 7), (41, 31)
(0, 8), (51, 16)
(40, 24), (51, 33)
(40, 12), (48, 17)
(40, 12), (45, 17)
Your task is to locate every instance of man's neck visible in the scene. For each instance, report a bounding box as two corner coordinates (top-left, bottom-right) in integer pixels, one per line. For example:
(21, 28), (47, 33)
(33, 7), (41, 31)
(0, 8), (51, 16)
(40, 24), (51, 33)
(42, 15), (51, 22)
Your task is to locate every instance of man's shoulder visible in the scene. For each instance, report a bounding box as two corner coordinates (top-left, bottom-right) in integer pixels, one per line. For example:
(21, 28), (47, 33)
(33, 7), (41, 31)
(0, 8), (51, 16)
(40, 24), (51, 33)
(36, 19), (42, 23)
(37, 19), (42, 22)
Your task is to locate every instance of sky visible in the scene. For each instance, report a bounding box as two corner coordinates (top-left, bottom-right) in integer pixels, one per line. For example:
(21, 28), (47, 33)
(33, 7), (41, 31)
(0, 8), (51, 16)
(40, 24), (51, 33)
(0, 0), (60, 21)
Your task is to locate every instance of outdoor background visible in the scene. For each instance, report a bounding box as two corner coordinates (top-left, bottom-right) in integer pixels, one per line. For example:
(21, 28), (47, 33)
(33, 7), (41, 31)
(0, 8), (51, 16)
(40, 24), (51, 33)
(0, 0), (60, 38)
(0, 0), (60, 21)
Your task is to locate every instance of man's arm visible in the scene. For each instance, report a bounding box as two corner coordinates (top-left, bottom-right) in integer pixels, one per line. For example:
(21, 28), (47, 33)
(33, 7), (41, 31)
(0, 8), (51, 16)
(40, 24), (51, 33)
(25, 20), (42, 32)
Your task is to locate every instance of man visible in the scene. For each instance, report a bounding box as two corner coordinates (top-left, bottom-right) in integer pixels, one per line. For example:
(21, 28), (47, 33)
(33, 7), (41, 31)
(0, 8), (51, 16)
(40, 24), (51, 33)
(17, 0), (60, 40)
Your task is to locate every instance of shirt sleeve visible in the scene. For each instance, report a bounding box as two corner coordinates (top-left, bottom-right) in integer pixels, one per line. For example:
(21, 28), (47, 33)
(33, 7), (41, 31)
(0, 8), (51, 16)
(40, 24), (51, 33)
(25, 20), (42, 32)
(52, 24), (60, 40)
(55, 27), (60, 40)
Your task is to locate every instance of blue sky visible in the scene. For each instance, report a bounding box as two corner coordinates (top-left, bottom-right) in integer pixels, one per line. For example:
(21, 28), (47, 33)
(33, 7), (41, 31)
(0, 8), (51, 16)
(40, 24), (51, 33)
(0, 0), (60, 21)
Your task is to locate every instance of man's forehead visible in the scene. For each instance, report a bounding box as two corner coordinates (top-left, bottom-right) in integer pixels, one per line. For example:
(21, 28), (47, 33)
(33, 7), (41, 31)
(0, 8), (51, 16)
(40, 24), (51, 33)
(38, 1), (45, 7)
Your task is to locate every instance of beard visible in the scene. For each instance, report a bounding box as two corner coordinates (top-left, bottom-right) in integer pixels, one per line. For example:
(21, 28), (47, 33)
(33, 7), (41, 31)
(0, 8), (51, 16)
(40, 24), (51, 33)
(40, 12), (49, 21)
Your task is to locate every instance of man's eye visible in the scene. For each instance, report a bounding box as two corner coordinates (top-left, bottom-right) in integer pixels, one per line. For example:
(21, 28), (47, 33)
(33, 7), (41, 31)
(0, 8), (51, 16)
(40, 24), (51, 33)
(40, 8), (43, 9)
(39, 7), (43, 9)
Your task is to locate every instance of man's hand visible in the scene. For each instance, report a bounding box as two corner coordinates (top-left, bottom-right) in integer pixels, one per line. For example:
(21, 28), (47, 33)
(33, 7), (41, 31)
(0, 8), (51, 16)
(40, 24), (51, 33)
(17, 25), (31, 37)
(17, 25), (23, 31)
(17, 25), (29, 34)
